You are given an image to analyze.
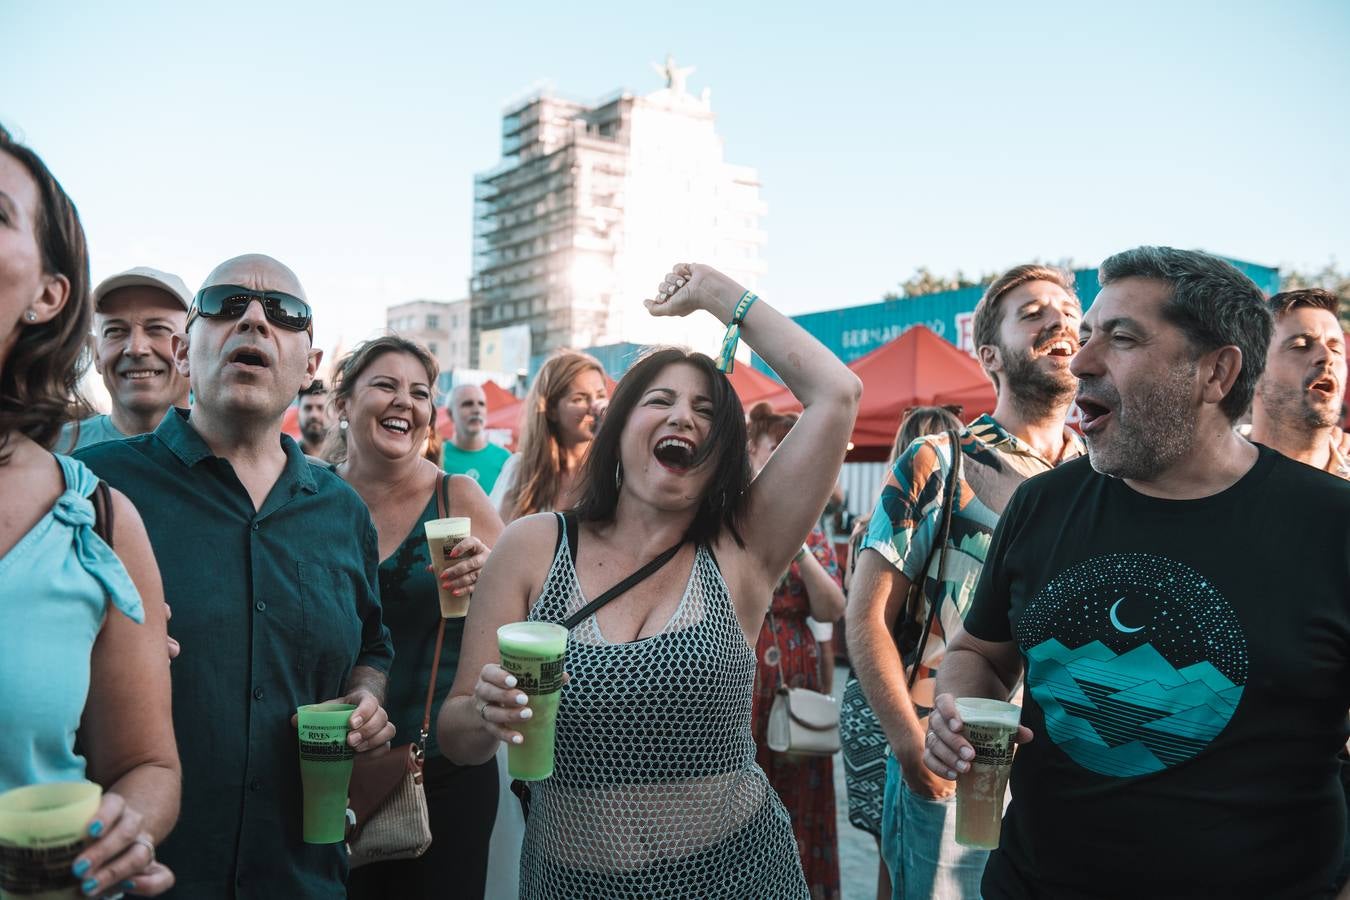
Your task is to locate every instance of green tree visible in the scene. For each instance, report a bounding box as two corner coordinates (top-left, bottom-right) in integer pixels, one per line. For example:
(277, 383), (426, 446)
(882, 259), (1075, 301)
(882, 267), (996, 300)
(1279, 261), (1350, 332)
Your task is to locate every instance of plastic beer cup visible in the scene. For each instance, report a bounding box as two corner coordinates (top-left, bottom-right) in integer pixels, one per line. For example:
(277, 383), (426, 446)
(0, 781), (102, 900)
(953, 697), (1021, 849)
(497, 622), (567, 781)
(296, 703), (356, 844)
(424, 517), (471, 618)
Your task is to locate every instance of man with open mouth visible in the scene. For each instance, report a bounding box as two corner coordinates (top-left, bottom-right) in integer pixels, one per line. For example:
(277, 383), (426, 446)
(1249, 287), (1349, 480)
(848, 263), (1084, 900)
(77, 254), (396, 899)
(927, 247), (1350, 899)
(60, 266), (192, 451)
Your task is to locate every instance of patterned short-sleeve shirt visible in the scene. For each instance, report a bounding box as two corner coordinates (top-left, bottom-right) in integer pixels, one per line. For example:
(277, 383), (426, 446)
(861, 414), (1083, 712)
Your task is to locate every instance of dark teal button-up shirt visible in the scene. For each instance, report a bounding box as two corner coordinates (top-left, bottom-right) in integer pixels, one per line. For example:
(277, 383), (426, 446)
(77, 409), (393, 899)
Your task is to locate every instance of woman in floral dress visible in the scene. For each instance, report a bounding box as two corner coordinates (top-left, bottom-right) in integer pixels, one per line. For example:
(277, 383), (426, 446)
(746, 403), (847, 899)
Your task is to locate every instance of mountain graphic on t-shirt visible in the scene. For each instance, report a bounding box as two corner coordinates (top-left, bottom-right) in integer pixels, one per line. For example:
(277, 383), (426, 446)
(1026, 638), (1242, 778)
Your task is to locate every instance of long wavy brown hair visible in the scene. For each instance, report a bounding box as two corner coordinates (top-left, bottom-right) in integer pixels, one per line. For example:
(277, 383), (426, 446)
(503, 349), (606, 520)
(0, 125), (92, 464)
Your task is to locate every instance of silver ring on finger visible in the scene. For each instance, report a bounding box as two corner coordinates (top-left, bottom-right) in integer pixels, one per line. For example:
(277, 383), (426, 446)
(134, 834), (155, 857)
(476, 698), (489, 720)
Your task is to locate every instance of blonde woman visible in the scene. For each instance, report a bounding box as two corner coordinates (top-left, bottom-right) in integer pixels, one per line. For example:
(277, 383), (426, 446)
(490, 350), (608, 523)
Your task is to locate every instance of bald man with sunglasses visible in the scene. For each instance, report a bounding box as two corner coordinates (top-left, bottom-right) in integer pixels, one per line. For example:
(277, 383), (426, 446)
(77, 255), (395, 899)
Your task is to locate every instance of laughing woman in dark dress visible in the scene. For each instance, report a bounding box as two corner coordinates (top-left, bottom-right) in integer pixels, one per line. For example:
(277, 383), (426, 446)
(329, 336), (504, 899)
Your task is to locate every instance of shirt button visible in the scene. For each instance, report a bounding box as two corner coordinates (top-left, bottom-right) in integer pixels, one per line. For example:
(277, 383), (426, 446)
(251, 522), (260, 531)
(250, 778), (261, 791)
(253, 687), (264, 700)
(255, 601), (266, 612)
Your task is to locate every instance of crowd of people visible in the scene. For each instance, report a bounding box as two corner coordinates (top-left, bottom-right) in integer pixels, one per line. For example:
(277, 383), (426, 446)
(3, 122), (1348, 900)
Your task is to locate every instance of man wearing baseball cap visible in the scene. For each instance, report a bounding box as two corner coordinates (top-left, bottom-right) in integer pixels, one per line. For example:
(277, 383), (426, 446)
(60, 266), (193, 451)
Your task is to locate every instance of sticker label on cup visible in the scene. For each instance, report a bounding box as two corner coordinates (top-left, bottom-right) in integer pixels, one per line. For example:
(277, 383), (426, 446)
(963, 721), (1016, 766)
(300, 726), (355, 762)
(0, 839), (85, 892)
(501, 653), (564, 695)
(434, 536), (464, 565)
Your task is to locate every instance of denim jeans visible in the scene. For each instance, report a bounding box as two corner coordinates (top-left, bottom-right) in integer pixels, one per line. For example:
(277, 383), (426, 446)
(881, 754), (990, 900)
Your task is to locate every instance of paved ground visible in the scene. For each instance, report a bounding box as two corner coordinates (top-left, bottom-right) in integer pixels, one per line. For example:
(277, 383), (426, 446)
(831, 663), (883, 900)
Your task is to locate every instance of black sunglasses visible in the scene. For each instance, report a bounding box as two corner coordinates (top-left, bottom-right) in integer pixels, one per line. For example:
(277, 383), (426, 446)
(190, 284), (313, 332)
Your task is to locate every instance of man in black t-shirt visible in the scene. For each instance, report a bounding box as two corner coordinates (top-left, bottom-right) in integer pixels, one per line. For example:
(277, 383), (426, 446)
(925, 247), (1350, 898)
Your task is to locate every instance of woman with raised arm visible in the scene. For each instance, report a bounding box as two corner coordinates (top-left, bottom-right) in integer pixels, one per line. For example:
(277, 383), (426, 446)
(326, 336), (502, 899)
(0, 124), (179, 897)
(490, 350), (608, 524)
(439, 263), (860, 898)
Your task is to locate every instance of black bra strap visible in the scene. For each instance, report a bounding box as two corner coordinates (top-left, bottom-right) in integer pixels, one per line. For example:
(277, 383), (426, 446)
(564, 512), (579, 565)
(552, 512), (581, 566)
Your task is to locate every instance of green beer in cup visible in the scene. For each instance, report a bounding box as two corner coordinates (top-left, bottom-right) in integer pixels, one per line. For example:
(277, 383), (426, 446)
(497, 622), (567, 781)
(296, 702), (356, 844)
(0, 781), (102, 900)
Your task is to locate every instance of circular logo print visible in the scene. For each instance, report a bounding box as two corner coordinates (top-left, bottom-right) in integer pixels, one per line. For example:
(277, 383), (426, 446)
(1016, 553), (1247, 778)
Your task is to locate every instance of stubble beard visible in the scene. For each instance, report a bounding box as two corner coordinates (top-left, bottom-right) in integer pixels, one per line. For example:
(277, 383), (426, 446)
(1257, 379), (1340, 432)
(1001, 345), (1077, 423)
(1083, 361), (1198, 481)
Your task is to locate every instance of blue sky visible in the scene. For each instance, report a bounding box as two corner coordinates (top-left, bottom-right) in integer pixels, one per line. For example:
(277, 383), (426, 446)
(3, 0), (1347, 355)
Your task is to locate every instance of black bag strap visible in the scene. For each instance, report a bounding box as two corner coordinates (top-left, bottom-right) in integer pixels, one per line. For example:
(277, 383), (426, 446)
(904, 428), (963, 690)
(420, 473), (452, 750)
(91, 479), (114, 548)
(555, 514), (685, 631)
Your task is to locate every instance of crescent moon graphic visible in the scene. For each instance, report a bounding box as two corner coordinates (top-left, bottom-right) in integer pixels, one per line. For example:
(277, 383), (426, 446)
(1109, 597), (1146, 633)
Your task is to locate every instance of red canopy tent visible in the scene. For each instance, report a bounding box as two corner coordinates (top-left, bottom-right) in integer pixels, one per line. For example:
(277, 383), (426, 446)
(843, 325), (995, 461)
(725, 364), (789, 408)
(280, 404), (301, 439)
(757, 325), (996, 462)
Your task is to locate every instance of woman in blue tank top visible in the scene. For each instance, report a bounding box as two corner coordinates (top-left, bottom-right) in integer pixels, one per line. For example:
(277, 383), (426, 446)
(0, 126), (179, 896)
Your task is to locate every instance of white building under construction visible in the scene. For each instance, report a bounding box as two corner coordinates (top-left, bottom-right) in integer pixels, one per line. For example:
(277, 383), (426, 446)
(469, 57), (767, 369)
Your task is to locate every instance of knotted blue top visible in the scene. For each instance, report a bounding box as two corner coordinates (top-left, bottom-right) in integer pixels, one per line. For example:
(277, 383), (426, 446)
(0, 454), (144, 791)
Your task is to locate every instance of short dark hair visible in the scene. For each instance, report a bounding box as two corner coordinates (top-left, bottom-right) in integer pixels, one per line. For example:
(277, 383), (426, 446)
(1098, 246), (1272, 421)
(971, 264), (1077, 390)
(1267, 287), (1340, 322)
(298, 378), (327, 399)
(573, 348), (750, 547)
(0, 125), (92, 463)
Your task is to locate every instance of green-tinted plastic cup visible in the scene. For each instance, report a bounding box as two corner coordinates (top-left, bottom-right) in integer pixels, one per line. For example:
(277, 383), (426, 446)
(0, 781), (102, 900)
(497, 622), (567, 781)
(296, 702), (356, 844)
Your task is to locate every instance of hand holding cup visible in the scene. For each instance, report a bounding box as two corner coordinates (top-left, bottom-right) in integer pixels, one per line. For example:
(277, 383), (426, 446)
(924, 692), (1034, 781)
(71, 792), (175, 897)
(473, 662), (532, 746)
(428, 535), (489, 598)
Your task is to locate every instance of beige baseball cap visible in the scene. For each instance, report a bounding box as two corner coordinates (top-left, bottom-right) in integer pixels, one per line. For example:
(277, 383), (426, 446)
(93, 266), (192, 311)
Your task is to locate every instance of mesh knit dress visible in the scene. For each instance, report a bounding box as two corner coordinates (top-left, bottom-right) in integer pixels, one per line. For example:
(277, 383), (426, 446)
(519, 517), (810, 899)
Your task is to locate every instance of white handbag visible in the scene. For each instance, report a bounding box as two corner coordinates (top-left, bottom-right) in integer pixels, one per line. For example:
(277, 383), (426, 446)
(767, 686), (841, 756)
(764, 610), (841, 756)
